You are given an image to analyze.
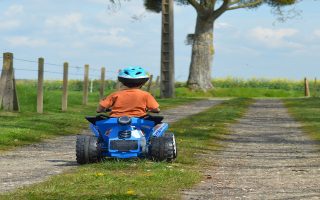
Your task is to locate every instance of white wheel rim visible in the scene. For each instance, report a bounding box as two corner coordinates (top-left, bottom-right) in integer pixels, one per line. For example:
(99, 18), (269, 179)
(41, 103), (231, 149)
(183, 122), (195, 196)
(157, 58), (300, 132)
(172, 135), (177, 156)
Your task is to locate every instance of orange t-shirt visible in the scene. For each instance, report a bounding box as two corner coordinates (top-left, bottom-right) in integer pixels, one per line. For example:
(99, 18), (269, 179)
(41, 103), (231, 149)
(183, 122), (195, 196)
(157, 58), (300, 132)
(99, 89), (159, 117)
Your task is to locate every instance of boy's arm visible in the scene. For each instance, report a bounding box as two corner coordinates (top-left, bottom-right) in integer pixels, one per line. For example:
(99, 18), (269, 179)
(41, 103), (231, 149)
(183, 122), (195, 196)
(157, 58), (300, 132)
(97, 94), (114, 113)
(146, 93), (160, 113)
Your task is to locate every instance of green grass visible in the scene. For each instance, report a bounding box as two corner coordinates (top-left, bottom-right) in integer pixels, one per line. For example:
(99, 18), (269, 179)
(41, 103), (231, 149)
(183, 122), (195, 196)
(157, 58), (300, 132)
(0, 83), (197, 151)
(285, 97), (320, 142)
(175, 87), (303, 98)
(0, 98), (252, 200)
(175, 77), (320, 98)
(211, 77), (306, 90)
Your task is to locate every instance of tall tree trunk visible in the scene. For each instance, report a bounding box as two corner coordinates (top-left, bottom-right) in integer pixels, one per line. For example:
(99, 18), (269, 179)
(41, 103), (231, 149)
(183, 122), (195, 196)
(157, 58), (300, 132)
(187, 14), (214, 91)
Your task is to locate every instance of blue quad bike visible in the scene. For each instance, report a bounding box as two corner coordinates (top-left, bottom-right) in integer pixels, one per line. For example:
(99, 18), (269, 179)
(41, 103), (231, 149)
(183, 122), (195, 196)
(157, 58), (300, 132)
(76, 114), (177, 164)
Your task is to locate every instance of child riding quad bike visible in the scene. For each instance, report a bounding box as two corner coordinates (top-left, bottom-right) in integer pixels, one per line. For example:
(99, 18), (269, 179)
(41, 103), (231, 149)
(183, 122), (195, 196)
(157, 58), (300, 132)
(76, 67), (177, 164)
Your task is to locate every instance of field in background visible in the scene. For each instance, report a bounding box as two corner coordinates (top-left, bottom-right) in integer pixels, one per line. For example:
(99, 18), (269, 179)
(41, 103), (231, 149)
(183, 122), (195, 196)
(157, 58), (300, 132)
(17, 77), (314, 101)
(176, 78), (312, 98)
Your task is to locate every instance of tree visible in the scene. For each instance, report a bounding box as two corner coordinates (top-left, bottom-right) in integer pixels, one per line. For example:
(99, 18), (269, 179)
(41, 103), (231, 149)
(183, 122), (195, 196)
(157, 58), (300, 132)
(144, 0), (298, 90)
(110, 0), (299, 90)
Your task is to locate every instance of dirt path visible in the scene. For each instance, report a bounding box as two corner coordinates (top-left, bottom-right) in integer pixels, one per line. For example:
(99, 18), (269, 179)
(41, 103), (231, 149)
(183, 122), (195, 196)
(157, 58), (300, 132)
(182, 99), (320, 200)
(0, 99), (223, 193)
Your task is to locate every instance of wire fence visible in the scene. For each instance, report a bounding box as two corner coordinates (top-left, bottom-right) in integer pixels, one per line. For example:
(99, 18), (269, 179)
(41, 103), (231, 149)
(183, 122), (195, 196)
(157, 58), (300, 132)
(12, 56), (117, 81)
(0, 52), (160, 113)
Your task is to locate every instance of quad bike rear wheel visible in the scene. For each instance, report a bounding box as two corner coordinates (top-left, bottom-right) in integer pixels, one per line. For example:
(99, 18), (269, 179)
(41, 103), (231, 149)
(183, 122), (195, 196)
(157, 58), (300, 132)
(76, 135), (101, 164)
(150, 132), (177, 162)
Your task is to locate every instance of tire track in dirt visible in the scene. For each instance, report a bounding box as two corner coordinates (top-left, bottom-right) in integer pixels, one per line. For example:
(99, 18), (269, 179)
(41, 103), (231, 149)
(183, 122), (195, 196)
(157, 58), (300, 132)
(182, 99), (320, 200)
(0, 99), (223, 193)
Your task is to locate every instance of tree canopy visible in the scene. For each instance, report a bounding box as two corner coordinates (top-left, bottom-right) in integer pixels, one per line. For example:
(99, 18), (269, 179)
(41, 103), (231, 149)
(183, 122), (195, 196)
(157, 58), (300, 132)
(144, 0), (297, 13)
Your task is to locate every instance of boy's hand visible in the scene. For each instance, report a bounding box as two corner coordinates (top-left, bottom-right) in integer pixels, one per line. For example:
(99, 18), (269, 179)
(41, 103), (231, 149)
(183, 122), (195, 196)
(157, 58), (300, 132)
(96, 105), (112, 113)
(96, 105), (107, 113)
(148, 108), (160, 113)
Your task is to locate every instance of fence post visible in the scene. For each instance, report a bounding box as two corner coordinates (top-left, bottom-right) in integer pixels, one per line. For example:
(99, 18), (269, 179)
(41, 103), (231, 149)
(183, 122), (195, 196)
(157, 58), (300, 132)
(304, 77), (310, 97)
(90, 79), (93, 93)
(0, 52), (19, 111)
(100, 67), (105, 99)
(37, 58), (44, 113)
(62, 62), (68, 111)
(147, 74), (153, 92)
(83, 64), (89, 105)
(155, 76), (160, 88)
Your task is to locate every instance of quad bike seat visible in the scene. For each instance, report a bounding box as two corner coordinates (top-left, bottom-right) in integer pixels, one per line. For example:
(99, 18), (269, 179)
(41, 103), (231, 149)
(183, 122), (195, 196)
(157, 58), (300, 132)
(86, 115), (164, 125)
(85, 114), (109, 125)
(142, 115), (164, 125)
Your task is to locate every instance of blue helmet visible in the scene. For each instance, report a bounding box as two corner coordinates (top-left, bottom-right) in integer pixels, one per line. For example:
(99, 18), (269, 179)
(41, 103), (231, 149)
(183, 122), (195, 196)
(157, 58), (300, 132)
(118, 66), (149, 87)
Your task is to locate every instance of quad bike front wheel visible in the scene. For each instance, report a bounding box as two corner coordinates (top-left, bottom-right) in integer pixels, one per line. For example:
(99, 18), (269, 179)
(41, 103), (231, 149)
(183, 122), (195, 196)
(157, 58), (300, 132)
(150, 132), (177, 162)
(76, 135), (101, 164)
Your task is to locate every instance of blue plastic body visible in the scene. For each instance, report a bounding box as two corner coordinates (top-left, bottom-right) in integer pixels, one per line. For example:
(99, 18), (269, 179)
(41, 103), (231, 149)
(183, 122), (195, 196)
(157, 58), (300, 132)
(89, 117), (169, 159)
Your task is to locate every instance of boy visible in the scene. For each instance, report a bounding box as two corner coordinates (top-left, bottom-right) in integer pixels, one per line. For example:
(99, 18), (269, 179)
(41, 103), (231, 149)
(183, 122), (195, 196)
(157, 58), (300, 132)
(96, 66), (160, 117)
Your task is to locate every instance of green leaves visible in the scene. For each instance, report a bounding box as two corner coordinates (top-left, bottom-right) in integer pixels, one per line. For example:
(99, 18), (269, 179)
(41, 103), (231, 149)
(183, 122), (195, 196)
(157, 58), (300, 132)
(266, 0), (297, 7)
(144, 0), (162, 13)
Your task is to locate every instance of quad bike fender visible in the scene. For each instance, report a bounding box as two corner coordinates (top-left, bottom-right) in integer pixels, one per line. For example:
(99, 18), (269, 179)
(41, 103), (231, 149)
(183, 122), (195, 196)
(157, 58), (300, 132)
(152, 123), (169, 137)
(89, 123), (100, 138)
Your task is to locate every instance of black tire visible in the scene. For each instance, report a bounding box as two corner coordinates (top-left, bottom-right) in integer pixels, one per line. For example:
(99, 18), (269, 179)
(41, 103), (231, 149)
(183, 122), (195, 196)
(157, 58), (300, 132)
(76, 135), (101, 164)
(150, 132), (177, 162)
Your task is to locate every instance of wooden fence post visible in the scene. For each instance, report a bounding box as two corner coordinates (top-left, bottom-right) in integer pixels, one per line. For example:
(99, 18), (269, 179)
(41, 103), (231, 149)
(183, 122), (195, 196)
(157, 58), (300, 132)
(83, 64), (89, 105)
(62, 62), (69, 111)
(147, 74), (153, 92)
(37, 58), (44, 113)
(90, 79), (93, 93)
(100, 67), (105, 99)
(304, 77), (310, 97)
(0, 52), (19, 111)
(155, 76), (160, 88)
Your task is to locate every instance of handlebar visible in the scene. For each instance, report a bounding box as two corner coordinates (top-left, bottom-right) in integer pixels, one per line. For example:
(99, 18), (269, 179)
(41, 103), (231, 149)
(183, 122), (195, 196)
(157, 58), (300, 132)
(105, 108), (112, 112)
(96, 108), (111, 113)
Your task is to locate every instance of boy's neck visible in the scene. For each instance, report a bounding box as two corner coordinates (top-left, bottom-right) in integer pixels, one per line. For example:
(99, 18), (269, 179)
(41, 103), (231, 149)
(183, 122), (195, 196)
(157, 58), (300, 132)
(121, 86), (141, 90)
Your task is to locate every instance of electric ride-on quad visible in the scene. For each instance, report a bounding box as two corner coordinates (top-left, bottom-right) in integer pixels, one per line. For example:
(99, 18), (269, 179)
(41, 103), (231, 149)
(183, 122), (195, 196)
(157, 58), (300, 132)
(76, 112), (177, 164)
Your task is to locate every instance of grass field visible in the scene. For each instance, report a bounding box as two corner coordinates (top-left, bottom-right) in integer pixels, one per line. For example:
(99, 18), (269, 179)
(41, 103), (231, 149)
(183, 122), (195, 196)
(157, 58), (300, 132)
(285, 97), (320, 142)
(175, 87), (303, 98)
(17, 77), (315, 100)
(0, 98), (252, 200)
(176, 78), (315, 98)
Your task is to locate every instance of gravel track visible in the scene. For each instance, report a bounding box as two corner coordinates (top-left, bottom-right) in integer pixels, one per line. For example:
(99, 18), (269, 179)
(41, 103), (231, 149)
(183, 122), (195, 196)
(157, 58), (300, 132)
(0, 99), (223, 193)
(182, 99), (320, 200)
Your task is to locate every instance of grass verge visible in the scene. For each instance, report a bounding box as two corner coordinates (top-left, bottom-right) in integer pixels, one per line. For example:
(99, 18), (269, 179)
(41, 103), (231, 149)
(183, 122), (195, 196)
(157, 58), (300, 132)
(175, 87), (303, 98)
(285, 97), (320, 142)
(0, 98), (252, 200)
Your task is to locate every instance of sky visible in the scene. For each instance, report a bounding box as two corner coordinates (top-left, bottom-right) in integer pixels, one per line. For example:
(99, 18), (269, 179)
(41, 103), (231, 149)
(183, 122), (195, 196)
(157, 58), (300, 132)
(0, 0), (319, 81)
